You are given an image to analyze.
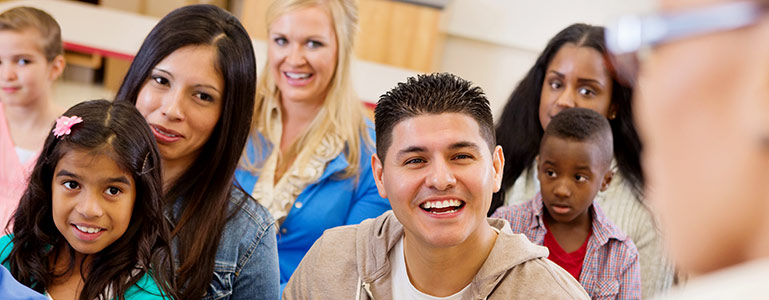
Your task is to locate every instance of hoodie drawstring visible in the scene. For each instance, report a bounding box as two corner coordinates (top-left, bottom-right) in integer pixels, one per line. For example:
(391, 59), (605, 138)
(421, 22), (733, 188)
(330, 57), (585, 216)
(363, 281), (374, 298)
(356, 277), (362, 300)
(356, 276), (374, 300)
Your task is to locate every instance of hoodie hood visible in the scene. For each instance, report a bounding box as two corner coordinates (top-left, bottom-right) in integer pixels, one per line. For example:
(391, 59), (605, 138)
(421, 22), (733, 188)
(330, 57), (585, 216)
(353, 211), (550, 298)
(283, 210), (589, 300)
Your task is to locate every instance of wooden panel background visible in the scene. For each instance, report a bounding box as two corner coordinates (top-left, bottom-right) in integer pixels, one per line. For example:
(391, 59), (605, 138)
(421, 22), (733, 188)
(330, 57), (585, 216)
(239, 0), (273, 39)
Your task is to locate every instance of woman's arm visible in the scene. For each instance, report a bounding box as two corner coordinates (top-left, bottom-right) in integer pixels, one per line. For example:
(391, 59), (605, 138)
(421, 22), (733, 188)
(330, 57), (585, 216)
(345, 156), (391, 225)
(230, 223), (280, 300)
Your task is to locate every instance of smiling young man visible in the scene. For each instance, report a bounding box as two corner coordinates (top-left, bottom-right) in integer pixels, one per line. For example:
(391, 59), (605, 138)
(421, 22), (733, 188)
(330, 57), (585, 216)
(283, 73), (588, 299)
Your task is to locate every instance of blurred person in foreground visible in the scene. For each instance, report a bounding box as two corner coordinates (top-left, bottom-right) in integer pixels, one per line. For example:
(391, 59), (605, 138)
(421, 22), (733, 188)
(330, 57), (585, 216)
(605, 0), (769, 298)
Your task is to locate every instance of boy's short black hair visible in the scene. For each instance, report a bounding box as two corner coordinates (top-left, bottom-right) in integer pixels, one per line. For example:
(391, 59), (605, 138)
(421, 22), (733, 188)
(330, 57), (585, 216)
(542, 108), (613, 166)
(375, 73), (494, 162)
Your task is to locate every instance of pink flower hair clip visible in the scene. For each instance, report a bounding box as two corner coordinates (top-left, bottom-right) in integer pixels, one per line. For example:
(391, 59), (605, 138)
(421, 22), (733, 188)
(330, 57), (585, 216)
(52, 115), (83, 138)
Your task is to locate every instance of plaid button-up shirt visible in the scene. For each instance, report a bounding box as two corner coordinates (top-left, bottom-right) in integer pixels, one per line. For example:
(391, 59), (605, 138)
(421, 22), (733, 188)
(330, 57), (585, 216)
(492, 193), (642, 299)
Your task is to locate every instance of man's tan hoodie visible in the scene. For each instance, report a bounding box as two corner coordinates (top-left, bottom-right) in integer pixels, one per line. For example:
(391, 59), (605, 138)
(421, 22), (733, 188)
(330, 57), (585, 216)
(284, 211), (589, 299)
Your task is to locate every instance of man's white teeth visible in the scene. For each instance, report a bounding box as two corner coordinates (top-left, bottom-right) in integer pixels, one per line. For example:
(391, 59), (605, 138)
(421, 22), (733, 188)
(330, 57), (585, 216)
(421, 199), (462, 209)
(75, 225), (102, 234)
(285, 72), (311, 79)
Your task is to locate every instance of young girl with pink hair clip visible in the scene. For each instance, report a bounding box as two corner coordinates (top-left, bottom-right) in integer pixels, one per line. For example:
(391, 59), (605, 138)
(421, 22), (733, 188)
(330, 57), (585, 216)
(1, 100), (177, 300)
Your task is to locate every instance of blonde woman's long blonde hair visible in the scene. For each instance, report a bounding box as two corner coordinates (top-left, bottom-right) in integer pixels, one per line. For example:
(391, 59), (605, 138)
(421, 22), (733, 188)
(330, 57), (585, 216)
(241, 0), (371, 179)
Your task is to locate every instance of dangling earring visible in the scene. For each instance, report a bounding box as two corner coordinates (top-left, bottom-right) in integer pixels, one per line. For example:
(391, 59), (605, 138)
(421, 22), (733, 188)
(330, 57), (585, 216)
(609, 111), (617, 120)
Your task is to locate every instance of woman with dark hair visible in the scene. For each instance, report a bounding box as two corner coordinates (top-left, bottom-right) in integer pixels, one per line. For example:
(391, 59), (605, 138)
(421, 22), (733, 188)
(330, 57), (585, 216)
(115, 4), (278, 300)
(491, 23), (672, 297)
(2, 100), (176, 300)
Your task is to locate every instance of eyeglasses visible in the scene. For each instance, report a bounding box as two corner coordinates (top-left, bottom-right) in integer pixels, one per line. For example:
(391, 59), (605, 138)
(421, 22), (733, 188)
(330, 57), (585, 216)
(605, 1), (768, 86)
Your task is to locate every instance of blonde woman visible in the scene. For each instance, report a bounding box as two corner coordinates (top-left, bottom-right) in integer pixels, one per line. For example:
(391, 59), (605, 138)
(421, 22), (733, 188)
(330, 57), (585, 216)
(235, 0), (390, 291)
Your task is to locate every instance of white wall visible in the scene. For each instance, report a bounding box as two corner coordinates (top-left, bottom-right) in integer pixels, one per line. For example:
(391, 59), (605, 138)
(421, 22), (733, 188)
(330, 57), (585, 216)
(439, 36), (538, 116)
(436, 0), (655, 118)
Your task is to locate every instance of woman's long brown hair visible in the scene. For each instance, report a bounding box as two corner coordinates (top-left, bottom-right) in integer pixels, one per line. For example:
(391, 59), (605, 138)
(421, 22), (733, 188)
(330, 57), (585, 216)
(115, 5), (256, 299)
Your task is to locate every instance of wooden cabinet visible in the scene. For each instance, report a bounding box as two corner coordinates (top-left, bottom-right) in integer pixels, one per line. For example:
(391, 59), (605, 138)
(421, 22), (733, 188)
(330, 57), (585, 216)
(356, 0), (443, 72)
(238, 0), (271, 40)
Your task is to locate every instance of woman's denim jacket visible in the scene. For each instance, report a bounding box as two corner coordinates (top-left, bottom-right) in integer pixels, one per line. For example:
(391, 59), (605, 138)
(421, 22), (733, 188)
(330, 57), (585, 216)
(167, 186), (279, 300)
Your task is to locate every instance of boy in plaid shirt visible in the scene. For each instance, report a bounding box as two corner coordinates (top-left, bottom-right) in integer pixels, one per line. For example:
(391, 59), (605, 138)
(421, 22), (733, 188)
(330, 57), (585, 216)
(493, 108), (641, 299)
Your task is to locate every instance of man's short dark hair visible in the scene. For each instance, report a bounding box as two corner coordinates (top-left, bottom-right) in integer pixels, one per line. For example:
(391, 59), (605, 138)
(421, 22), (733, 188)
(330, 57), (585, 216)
(542, 107), (614, 166)
(375, 73), (495, 162)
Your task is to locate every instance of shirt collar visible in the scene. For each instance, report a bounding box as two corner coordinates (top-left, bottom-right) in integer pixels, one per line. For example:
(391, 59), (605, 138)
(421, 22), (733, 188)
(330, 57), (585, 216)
(590, 201), (628, 245)
(531, 193), (628, 246)
(530, 193), (546, 230)
(264, 98), (282, 145)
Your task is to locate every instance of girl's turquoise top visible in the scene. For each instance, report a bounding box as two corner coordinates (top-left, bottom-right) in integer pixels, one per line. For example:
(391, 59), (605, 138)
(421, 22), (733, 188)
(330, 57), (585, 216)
(0, 235), (171, 300)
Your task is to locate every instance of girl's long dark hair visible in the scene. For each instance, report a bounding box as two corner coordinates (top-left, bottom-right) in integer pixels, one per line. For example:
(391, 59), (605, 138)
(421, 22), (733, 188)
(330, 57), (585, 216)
(5, 100), (176, 300)
(489, 23), (644, 215)
(115, 5), (256, 299)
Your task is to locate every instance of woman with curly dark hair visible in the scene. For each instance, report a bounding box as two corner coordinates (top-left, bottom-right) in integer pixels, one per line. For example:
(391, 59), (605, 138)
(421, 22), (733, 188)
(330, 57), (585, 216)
(490, 23), (673, 297)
